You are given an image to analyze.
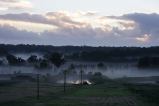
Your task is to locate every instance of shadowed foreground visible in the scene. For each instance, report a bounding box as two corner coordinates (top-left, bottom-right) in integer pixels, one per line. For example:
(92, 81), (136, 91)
(0, 79), (158, 106)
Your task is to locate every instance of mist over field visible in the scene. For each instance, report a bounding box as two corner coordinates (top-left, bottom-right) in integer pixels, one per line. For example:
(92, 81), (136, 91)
(0, 0), (159, 106)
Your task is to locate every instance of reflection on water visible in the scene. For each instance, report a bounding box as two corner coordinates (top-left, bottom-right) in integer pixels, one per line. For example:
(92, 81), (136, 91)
(0, 62), (159, 79)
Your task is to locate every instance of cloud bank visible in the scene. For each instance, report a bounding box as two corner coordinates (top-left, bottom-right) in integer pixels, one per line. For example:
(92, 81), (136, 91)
(0, 11), (158, 46)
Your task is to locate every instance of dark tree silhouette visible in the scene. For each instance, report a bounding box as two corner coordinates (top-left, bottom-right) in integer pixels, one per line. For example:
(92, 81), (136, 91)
(39, 59), (50, 69)
(6, 54), (18, 65)
(6, 54), (25, 65)
(27, 55), (38, 63)
(0, 60), (3, 65)
(1, 44), (159, 62)
(0, 47), (8, 56)
(49, 52), (65, 68)
(138, 56), (159, 67)
(97, 62), (105, 67)
(90, 72), (105, 84)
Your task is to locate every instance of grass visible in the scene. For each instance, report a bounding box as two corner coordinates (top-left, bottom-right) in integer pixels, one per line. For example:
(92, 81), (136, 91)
(69, 87), (131, 97)
(126, 84), (159, 106)
(0, 79), (159, 106)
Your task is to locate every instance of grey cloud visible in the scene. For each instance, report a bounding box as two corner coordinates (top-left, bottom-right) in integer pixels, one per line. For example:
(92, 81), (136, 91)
(0, 12), (86, 28)
(0, 25), (40, 44)
(123, 13), (159, 31)
(123, 13), (159, 38)
(0, 13), (50, 24)
(107, 13), (159, 42)
(0, 12), (159, 46)
(41, 26), (148, 46)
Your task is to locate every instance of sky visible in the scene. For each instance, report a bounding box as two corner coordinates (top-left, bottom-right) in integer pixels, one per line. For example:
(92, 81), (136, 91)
(0, 0), (159, 46)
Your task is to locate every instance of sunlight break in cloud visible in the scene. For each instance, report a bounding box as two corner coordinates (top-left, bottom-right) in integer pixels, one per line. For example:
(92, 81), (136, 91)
(0, 11), (136, 33)
(136, 34), (150, 42)
(0, 19), (57, 33)
(46, 11), (136, 32)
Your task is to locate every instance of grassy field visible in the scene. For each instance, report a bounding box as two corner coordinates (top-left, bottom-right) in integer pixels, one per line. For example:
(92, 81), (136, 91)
(0, 79), (159, 106)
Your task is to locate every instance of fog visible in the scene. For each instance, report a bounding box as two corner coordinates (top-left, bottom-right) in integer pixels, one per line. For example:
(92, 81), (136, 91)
(14, 53), (43, 60)
(0, 62), (159, 79)
(0, 53), (159, 79)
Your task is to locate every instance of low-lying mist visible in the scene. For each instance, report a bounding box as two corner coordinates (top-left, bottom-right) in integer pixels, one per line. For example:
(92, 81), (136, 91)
(1, 61), (159, 79)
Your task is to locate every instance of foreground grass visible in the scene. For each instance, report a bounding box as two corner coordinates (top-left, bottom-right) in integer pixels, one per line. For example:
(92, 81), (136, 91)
(126, 84), (159, 106)
(0, 79), (159, 106)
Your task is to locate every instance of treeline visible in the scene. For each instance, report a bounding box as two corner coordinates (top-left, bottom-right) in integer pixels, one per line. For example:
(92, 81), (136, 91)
(1, 53), (64, 69)
(68, 47), (159, 61)
(138, 57), (159, 68)
(0, 44), (159, 62)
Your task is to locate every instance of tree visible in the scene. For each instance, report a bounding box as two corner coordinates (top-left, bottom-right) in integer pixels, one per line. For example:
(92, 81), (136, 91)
(6, 54), (18, 65)
(138, 56), (159, 67)
(27, 55), (38, 63)
(17, 57), (25, 64)
(0, 47), (8, 56)
(49, 52), (65, 68)
(0, 60), (3, 65)
(69, 64), (75, 70)
(6, 54), (25, 65)
(6, 54), (19, 65)
(97, 62), (104, 67)
(90, 72), (105, 84)
(40, 60), (48, 68)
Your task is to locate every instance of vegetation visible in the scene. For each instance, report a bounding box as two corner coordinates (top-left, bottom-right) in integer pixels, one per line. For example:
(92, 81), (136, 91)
(48, 52), (65, 68)
(0, 44), (159, 105)
(0, 47), (8, 56)
(1, 77), (159, 106)
(138, 56), (159, 68)
(126, 84), (159, 106)
(27, 55), (38, 64)
(1, 44), (159, 62)
(97, 62), (105, 67)
(89, 72), (106, 84)
(0, 60), (3, 65)
(6, 54), (25, 65)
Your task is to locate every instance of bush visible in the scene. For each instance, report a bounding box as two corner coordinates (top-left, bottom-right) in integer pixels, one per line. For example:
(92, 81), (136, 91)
(90, 72), (105, 84)
(97, 62), (104, 67)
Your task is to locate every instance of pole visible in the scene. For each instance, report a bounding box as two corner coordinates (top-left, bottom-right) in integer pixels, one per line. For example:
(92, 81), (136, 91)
(64, 70), (66, 92)
(37, 73), (40, 100)
(80, 70), (83, 86)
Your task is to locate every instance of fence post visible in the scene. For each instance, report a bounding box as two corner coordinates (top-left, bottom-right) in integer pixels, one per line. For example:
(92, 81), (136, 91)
(80, 70), (83, 86)
(37, 73), (40, 100)
(64, 70), (67, 93)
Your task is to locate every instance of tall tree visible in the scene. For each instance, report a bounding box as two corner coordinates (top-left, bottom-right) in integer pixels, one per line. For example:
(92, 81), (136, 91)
(49, 52), (65, 68)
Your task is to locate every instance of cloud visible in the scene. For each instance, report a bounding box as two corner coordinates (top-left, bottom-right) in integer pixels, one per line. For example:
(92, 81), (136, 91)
(0, 19), (57, 33)
(0, 12), (158, 46)
(0, 0), (33, 11)
(0, 24), (40, 44)
(0, 0), (17, 3)
(136, 34), (150, 42)
(122, 13), (159, 43)
(123, 13), (159, 35)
